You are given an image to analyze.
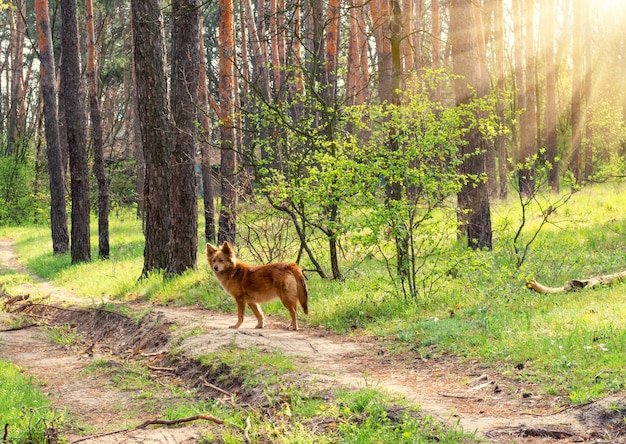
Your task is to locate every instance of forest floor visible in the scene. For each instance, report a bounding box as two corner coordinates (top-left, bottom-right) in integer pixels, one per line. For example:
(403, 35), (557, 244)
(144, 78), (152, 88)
(0, 238), (625, 443)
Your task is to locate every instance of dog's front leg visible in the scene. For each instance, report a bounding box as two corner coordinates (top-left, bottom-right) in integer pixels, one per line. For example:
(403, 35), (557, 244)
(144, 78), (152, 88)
(230, 299), (246, 329)
(248, 302), (265, 328)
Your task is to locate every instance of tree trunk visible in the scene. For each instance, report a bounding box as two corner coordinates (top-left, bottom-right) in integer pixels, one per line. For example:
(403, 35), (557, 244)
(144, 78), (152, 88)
(35, 0), (70, 254)
(583, 0), (593, 180)
(6, 0), (26, 155)
(346, 0), (369, 106)
(168, 0), (201, 274)
(494, 0), (508, 199)
(60, 0), (91, 263)
(571, 0), (583, 183)
(431, 0), (441, 100)
(198, 18), (216, 244)
(512, 0), (534, 196)
(450, 0), (492, 250)
(522, 0), (537, 194)
(217, 0), (238, 245)
(370, 0), (392, 103)
(131, 0), (173, 275)
(473, 4), (496, 197)
(542, 0), (559, 192)
(85, 0), (110, 259)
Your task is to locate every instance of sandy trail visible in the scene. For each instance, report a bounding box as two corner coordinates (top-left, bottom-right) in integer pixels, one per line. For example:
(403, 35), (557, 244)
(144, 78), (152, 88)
(0, 238), (622, 443)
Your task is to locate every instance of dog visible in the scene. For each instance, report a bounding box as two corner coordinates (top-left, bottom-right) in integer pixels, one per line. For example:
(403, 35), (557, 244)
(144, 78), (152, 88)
(206, 242), (309, 330)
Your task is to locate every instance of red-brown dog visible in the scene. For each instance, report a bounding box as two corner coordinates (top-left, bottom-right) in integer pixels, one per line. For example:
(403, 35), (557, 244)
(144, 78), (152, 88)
(206, 242), (308, 330)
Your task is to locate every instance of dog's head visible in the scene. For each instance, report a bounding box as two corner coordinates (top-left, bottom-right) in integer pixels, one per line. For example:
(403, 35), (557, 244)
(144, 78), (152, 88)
(206, 242), (237, 273)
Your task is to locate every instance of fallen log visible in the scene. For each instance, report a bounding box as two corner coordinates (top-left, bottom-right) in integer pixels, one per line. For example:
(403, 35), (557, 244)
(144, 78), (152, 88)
(527, 270), (626, 294)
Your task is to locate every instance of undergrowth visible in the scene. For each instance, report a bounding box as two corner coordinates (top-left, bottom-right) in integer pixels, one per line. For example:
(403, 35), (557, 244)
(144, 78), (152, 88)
(0, 181), (625, 431)
(0, 359), (64, 443)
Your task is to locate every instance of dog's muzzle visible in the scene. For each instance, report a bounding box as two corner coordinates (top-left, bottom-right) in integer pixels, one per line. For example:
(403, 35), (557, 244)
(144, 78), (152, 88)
(213, 265), (219, 271)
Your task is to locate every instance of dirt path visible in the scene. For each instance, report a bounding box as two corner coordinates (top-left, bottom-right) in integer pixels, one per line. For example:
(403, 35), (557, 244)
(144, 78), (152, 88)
(0, 238), (624, 443)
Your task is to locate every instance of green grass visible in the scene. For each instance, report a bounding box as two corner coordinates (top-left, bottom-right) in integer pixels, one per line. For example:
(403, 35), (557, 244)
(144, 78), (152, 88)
(0, 360), (64, 443)
(1, 182), (626, 440)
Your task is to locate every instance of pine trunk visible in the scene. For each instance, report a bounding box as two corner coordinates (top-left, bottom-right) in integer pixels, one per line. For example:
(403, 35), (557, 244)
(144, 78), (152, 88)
(450, 0), (492, 250)
(85, 0), (110, 259)
(168, 0), (201, 274)
(61, 0), (91, 263)
(35, 0), (70, 254)
(131, 0), (173, 275)
(217, 0), (238, 244)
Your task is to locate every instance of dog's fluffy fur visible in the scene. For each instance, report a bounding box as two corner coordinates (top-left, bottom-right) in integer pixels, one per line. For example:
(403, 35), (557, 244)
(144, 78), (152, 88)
(206, 242), (309, 330)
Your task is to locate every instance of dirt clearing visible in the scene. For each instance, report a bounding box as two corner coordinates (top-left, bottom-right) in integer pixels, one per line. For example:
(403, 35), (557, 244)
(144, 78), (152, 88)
(1, 238), (625, 443)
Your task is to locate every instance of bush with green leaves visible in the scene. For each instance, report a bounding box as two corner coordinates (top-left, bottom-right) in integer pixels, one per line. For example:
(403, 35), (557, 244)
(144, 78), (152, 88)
(0, 149), (48, 226)
(355, 71), (504, 300)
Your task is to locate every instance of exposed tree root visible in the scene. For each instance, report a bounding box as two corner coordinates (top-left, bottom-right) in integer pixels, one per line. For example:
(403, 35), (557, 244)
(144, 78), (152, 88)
(486, 425), (579, 440)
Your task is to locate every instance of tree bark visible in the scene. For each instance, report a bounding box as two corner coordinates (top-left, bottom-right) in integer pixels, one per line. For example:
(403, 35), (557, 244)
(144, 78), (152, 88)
(450, 0), (492, 250)
(494, 0), (508, 199)
(217, 0), (238, 244)
(61, 0), (91, 263)
(571, 0), (583, 183)
(542, 0), (559, 193)
(583, 0), (593, 180)
(131, 0), (173, 275)
(35, 0), (70, 254)
(198, 18), (216, 244)
(85, 0), (110, 259)
(346, 0), (369, 106)
(168, 0), (201, 274)
(7, 0), (26, 155)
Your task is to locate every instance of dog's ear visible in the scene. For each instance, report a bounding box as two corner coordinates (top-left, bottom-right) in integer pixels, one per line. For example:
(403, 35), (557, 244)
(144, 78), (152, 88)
(221, 241), (236, 258)
(206, 243), (217, 259)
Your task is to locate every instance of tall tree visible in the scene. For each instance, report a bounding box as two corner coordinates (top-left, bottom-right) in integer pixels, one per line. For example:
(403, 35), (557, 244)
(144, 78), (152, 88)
(61, 0), (91, 263)
(6, 0), (26, 155)
(35, 0), (70, 254)
(523, 0), (537, 194)
(512, 0), (535, 196)
(431, 0), (441, 101)
(131, 0), (173, 275)
(583, 0), (593, 180)
(449, 0), (492, 249)
(217, 0), (238, 244)
(85, 0), (110, 259)
(493, 0), (508, 198)
(542, 0), (559, 192)
(370, 0), (392, 103)
(571, 0), (583, 182)
(198, 18), (216, 244)
(168, 0), (200, 274)
(345, 0), (369, 106)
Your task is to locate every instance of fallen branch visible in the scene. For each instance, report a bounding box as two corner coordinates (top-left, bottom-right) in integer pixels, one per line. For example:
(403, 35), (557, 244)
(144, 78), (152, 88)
(0, 323), (38, 332)
(135, 414), (224, 429)
(71, 414), (223, 443)
(201, 377), (233, 397)
(3, 294), (29, 309)
(527, 270), (626, 294)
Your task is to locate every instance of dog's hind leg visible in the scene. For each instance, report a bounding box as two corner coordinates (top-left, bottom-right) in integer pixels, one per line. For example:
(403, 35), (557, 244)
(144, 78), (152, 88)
(286, 304), (298, 331)
(248, 302), (265, 328)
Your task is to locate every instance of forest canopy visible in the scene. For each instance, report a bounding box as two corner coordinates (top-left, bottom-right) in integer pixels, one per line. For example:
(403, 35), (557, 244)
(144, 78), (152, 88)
(1, 0), (625, 279)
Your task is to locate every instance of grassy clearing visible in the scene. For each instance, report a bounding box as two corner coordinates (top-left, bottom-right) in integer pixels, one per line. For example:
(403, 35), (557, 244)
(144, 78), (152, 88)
(0, 359), (64, 443)
(1, 182), (626, 411)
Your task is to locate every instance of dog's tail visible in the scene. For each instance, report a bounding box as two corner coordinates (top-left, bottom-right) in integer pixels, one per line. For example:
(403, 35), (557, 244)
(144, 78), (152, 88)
(296, 270), (309, 315)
